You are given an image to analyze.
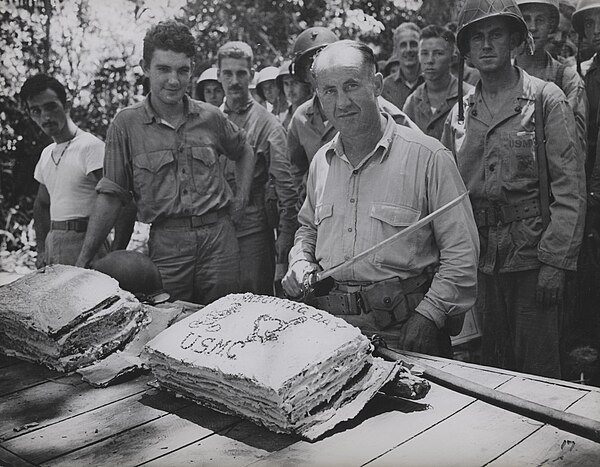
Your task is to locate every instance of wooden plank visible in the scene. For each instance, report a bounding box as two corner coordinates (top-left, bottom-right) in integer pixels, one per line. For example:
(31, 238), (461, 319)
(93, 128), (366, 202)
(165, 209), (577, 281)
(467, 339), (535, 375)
(43, 405), (241, 467)
(495, 376), (591, 411)
(0, 446), (35, 467)
(367, 399), (544, 467)
(365, 368), (591, 466)
(0, 362), (62, 397)
(143, 419), (298, 467)
(0, 373), (152, 441)
(1, 388), (188, 465)
(249, 377), (502, 467)
(488, 391), (600, 467)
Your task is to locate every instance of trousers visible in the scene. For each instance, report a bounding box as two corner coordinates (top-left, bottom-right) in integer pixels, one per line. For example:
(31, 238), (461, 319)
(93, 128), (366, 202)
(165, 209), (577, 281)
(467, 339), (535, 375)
(45, 229), (108, 266)
(149, 216), (240, 305)
(237, 228), (275, 295)
(478, 269), (562, 378)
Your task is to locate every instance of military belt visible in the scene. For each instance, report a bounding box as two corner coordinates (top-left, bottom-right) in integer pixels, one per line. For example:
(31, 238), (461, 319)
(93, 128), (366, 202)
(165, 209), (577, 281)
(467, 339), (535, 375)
(154, 208), (228, 229)
(473, 199), (541, 228)
(50, 218), (88, 232)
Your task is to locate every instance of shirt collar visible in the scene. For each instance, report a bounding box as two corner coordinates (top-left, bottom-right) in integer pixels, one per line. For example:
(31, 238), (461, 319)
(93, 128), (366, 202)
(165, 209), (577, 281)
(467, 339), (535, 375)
(142, 94), (198, 125)
(325, 112), (395, 166)
(222, 98), (254, 115)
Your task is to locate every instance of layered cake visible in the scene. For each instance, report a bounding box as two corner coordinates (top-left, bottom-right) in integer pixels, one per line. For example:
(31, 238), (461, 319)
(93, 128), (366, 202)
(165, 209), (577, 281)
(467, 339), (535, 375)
(0, 265), (145, 371)
(144, 293), (400, 439)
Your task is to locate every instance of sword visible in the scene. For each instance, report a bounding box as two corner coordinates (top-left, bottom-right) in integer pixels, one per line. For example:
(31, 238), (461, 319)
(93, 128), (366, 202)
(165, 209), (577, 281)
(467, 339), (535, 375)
(301, 191), (469, 294)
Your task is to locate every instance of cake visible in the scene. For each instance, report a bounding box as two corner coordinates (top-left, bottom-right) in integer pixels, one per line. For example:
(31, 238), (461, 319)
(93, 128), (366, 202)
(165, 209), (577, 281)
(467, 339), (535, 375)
(144, 293), (400, 439)
(0, 265), (145, 371)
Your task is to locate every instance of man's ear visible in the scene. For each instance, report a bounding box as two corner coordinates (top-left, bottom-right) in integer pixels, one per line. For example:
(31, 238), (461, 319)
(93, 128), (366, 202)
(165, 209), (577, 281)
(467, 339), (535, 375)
(64, 98), (72, 111)
(140, 58), (150, 76)
(373, 72), (384, 97)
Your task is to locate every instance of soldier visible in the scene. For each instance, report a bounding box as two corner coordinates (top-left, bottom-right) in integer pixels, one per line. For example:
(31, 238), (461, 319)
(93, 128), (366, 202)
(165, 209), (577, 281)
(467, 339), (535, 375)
(515, 0), (587, 161)
(442, 0), (586, 378)
(403, 25), (474, 140)
(286, 27), (420, 211)
(283, 40), (479, 356)
(77, 20), (256, 305)
(217, 41), (297, 295)
(256, 66), (289, 121)
(381, 22), (425, 109)
(20, 74), (135, 268)
(195, 67), (224, 107)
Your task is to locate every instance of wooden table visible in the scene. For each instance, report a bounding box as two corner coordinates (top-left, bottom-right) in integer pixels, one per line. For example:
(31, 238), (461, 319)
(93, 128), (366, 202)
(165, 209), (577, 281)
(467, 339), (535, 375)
(1, 352), (599, 466)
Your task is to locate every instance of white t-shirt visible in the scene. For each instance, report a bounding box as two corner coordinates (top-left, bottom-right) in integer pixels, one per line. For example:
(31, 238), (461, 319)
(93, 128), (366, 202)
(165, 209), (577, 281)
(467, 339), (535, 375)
(34, 130), (104, 221)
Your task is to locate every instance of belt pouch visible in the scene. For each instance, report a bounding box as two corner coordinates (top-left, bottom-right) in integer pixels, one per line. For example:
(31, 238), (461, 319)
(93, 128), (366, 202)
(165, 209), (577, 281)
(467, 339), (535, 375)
(361, 280), (410, 329)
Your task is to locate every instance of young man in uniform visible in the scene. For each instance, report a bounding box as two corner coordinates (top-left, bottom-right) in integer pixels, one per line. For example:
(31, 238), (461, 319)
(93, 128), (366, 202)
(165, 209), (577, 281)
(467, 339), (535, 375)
(442, 0), (586, 378)
(381, 22), (425, 109)
(76, 20), (255, 305)
(217, 41), (297, 295)
(21, 74), (134, 267)
(195, 67), (224, 107)
(283, 40), (479, 357)
(403, 25), (473, 140)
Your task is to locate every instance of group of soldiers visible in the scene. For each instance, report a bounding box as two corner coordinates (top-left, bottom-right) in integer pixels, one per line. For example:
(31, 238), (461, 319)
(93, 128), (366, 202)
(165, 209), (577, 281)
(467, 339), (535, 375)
(20, 0), (600, 380)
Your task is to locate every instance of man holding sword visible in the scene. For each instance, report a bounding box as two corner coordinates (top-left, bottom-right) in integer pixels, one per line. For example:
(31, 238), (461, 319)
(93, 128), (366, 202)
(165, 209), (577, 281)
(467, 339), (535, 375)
(282, 40), (479, 357)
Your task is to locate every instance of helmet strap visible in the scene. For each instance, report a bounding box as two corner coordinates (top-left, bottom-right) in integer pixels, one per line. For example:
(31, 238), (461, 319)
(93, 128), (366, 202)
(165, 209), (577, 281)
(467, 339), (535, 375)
(458, 54), (465, 124)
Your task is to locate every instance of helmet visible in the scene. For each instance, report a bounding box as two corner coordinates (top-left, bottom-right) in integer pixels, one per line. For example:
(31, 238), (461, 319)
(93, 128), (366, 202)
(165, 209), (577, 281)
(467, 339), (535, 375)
(196, 67), (219, 84)
(572, 0), (600, 35)
(276, 60), (292, 93)
(516, 0), (560, 33)
(93, 250), (168, 303)
(456, 0), (530, 54)
(256, 66), (280, 100)
(195, 67), (221, 101)
(290, 27), (338, 82)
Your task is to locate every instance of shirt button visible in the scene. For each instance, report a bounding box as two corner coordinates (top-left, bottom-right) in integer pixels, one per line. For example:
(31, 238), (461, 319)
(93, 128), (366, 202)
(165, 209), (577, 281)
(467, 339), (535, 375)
(183, 189), (188, 195)
(350, 198), (355, 203)
(182, 168), (186, 174)
(489, 164), (495, 172)
(179, 147), (184, 153)
(348, 227), (353, 232)
(352, 170), (358, 175)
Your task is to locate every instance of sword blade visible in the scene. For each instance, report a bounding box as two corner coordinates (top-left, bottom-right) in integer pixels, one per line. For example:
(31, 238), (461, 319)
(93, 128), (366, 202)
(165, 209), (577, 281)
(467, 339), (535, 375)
(312, 191), (469, 284)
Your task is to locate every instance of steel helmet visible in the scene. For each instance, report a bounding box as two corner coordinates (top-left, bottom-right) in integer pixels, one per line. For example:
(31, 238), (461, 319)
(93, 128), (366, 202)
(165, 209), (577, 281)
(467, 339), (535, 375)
(516, 0), (561, 32)
(572, 0), (600, 35)
(93, 250), (169, 304)
(256, 66), (280, 100)
(196, 67), (219, 84)
(456, 0), (530, 54)
(290, 27), (338, 82)
(195, 67), (221, 101)
(276, 60), (292, 93)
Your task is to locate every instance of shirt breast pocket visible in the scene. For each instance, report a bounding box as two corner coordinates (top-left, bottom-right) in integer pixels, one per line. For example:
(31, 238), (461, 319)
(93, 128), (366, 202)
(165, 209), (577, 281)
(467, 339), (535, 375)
(191, 146), (219, 193)
(504, 131), (538, 181)
(370, 203), (420, 270)
(133, 150), (176, 203)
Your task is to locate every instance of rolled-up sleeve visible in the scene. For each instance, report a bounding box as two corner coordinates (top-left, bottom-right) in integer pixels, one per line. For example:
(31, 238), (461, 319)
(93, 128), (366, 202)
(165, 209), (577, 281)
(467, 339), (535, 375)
(415, 149), (480, 328)
(96, 118), (133, 205)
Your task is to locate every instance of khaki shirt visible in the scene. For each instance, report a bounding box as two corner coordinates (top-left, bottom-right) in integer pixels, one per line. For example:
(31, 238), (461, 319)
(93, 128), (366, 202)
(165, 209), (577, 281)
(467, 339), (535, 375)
(403, 75), (473, 141)
(290, 114), (479, 327)
(97, 95), (247, 224)
(287, 95), (421, 210)
(442, 68), (586, 273)
(221, 99), (297, 237)
(515, 52), (588, 170)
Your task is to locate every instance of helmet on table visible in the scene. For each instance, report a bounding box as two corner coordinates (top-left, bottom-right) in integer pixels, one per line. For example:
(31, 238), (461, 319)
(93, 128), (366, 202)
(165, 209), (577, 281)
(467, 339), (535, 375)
(93, 250), (169, 304)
